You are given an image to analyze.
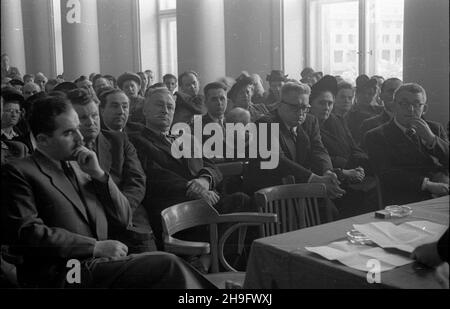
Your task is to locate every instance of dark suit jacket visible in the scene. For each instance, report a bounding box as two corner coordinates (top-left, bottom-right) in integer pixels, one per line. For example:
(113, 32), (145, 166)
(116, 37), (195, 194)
(129, 124), (222, 208)
(366, 119), (449, 205)
(320, 114), (370, 170)
(360, 109), (391, 150)
(1, 150), (132, 286)
(245, 111), (333, 193)
(96, 130), (146, 212)
(173, 92), (205, 125)
(345, 104), (384, 145)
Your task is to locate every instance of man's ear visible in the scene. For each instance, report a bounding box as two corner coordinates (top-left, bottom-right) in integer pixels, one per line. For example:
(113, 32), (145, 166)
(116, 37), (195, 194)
(36, 133), (49, 146)
(422, 104), (428, 116)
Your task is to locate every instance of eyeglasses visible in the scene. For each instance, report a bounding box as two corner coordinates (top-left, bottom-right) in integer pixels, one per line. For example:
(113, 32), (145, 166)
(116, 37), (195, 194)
(281, 100), (310, 113)
(397, 101), (426, 110)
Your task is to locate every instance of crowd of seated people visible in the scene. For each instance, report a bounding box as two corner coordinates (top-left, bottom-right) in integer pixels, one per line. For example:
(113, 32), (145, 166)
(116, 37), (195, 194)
(1, 52), (449, 288)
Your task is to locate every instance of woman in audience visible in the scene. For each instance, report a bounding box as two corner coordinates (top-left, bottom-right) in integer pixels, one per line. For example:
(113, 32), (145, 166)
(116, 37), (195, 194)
(309, 75), (378, 218)
(226, 76), (269, 122)
(137, 71), (149, 96)
(332, 81), (355, 117)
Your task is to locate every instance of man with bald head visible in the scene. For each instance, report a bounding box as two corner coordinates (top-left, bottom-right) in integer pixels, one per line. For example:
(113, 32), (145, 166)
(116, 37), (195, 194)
(366, 83), (449, 205)
(129, 87), (252, 251)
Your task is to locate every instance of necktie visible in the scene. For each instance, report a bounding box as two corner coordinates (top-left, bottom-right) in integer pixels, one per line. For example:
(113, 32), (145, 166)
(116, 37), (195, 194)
(61, 161), (82, 196)
(290, 126), (298, 143)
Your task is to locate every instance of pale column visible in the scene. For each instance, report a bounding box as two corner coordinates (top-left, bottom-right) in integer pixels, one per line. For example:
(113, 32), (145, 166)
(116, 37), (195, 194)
(21, 0), (56, 77)
(176, 0), (226, 85)
(60, 0), (100, 81)
(1, 0), (27, 76)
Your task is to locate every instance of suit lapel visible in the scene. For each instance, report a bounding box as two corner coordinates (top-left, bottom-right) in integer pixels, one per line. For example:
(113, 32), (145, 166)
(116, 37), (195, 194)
(33, 151), (90, 224)
(385, 120), (430, 161)
(296, 124), (310, 164)
(97, 133), (112, 174)
(143, 127), (186, 169)
(71, 162), (106, 239)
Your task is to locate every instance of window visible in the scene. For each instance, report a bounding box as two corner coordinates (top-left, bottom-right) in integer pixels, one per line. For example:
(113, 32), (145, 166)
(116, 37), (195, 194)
(306, 0), (404, 80)
(334, 50), (344, 63)
(158, 0), (177, 77)
(348, 34), (355, 44)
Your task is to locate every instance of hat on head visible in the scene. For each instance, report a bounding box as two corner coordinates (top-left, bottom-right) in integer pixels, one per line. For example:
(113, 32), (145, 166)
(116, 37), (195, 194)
(310, 75), (338, 102)
(356, 74), (378, 90)
(10, 79), (24, 86)
(227, 76), (254, 100)
(266, 70), (288, 82)
(53, 81), (77, 94)
(117, 72), (141, 89)
(1, 87), (25, 105)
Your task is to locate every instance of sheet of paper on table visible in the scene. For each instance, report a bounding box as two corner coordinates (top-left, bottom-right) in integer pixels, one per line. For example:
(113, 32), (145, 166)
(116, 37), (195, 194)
(353, 221), (448, 253)
(305, 241), (413, 272)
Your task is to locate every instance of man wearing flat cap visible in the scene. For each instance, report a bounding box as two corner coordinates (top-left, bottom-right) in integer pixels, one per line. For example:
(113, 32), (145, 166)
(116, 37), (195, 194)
(117, 72), (145, 125)
(264, 70), (289, 108)
(345, 74), (384, 144)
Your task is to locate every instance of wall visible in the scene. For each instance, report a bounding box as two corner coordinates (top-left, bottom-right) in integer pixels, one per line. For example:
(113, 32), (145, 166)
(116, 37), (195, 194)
(224, 0), (282, 87)
(403, 0), (449, 126)
(97, 0), (140, 77)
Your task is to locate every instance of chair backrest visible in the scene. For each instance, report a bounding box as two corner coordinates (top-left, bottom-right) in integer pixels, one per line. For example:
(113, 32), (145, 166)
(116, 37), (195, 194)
(255, 182), (328, 237)
(161, 199), (277, 273)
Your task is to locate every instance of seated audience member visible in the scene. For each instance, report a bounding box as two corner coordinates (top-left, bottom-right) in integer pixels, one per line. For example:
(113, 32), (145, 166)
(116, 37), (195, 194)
(412, 229), (449, 267)
(309, 76), (381, 217)
(128, 87), (253, 250)
(98, 88), (130, 132)
(226, 76), (269, 122)
(34, 72), (48, 92)
(23, 74), (35, 84)
(75, 75), (99, 103)
(1, 96), (28, 165)
(1, 95), (214, 288)
(53, 81), (77, 94)
(264, 70), (288, 109)
(250, 74), (265, 104)
(173, 71), (205, 125)
(92, 74), (111, 96)
(371, 75), (385, 105)
(360, 78), (403, 147)
(163, 73), (177, 94)
(1, 89), (25, 142)
(1, 53), (21, 80)
(22, 82), (41, 100)
(137, 72), (149, 96)
(366, 83), (449, 205)
(45, 79), (59, 93)
(67, 88), (153, 249)
(10, 79), (24, 93)
(56, 75), (65, 83)
(309, 76), (369, 179)
(332, 81), (354, 117)
(345, 74), (384, 144)
(144, 69), (154, 87)
(300, 67), (316, 86)
(245, 82), (346, 204)
(104, 74), (117, 88)
(117, 72), (145, 125)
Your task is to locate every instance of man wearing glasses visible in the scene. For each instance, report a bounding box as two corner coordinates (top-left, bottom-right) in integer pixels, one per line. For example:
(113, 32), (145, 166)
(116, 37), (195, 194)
(246, 82), (346, 217)
(366, 83), (449, 206)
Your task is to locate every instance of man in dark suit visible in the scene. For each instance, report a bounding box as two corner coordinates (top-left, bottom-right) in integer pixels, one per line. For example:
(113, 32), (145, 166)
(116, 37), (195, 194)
(1, 95), (213, 288)
(67, 88), (154, 251)
(366, 83), (449, 206)
(245, 82), (346, 201)
(173, 71), (205, 125)
(129, 87), (252, 250)
(360, 78), (403, 148)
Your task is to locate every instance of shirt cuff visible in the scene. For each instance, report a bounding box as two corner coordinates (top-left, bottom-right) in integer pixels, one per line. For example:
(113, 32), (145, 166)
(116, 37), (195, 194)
(421, 177), (429, 191)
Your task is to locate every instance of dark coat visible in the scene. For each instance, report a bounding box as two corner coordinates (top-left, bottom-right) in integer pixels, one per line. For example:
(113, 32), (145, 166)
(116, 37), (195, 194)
(319, 114), (370, 171)
(345, 104), (384, 145)
(366, 119), (449, 205)
(245, 111), (333, 194)
(1, 150), (132, 286)
(360, 109), (392, 150)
